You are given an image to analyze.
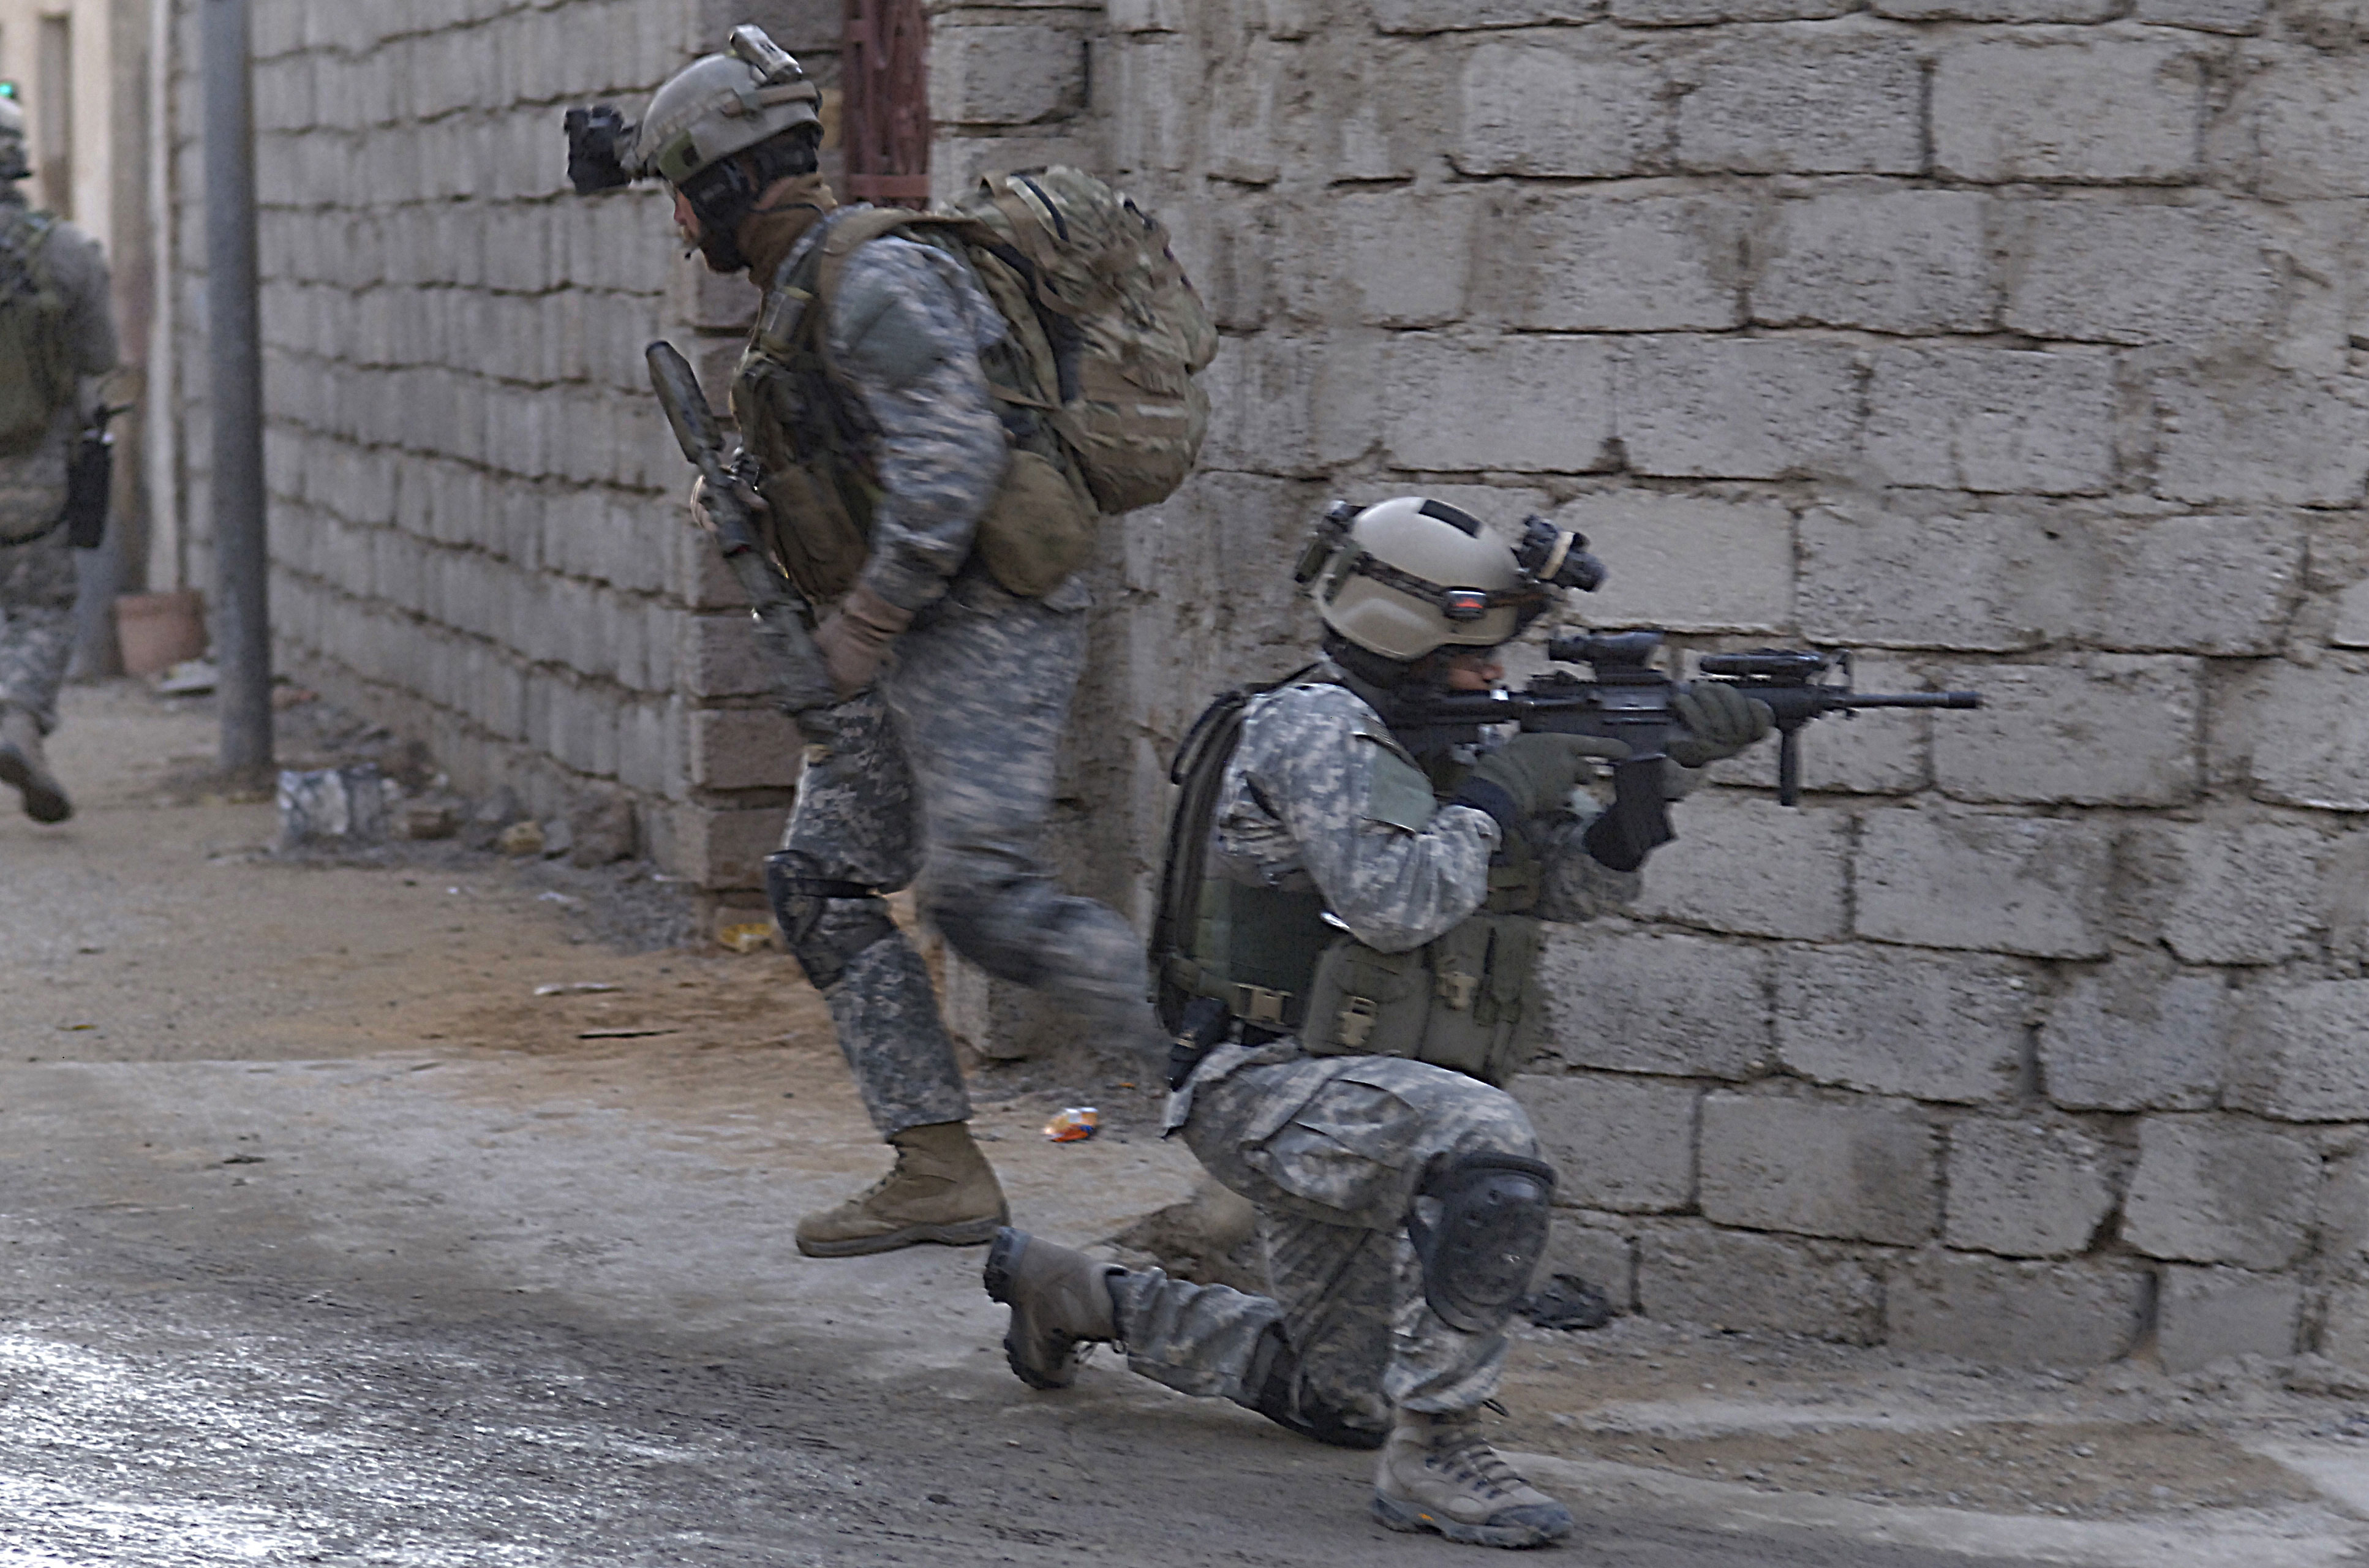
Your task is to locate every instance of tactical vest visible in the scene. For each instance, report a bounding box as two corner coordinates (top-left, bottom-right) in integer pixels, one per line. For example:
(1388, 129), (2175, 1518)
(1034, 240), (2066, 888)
(0, 206), (74, 459)
(730, 208), (1099, 606)
(1153, 679), (1551, 1090)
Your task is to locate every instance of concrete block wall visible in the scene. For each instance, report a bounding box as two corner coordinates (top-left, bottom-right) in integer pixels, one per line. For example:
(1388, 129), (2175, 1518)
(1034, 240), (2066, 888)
(927, 0), (2369, 1366)
(162, 0), (840, 881)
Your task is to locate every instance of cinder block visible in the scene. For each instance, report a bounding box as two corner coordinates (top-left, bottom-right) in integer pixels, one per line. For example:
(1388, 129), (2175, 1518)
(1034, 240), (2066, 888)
(1457, 41), (1661, 179)
(1699, 1092), (1938, 1246)
(1486, 190), (1742, 332)
(1877, 0), (2115, 17)
(2156, 1267), (2302, 1373)
(1333, 189), (1479, 328)
(1931, 656), (2202, 807)
(2123, 1114), (2319, 1270)
(1513, 1072), (1701, 1214)
(1551, 491), (1792, 633)
(2040, 962), (2229, 1113)
(1856, 809), (2112, 960)
(1619, 0), (1855, 17)
(1675, 36), (1924, 175)
(2079, 514), (2305, 656)
(2136, 0), (2263, 29)
(1536, 924), (1774, 1081)
(1630, 790), (1850, 940)
(2317, 1148), (2369, 1273)
(681, 613), (776, 700)
(1776, 946), (2032, 1105)
(2003, 200), (2280, 351)
(1864, 345), (2118, 496)
(1945, 1119), (2117, 1259)
(668, 803), (791, 892)
(2128, 820), (2325, 965)
(2315, 1285), (2369, 1371)
(1382, 333), (1617, 473)
(1752, 188), (1994, 334)
(1888, 1254), (2150, 1367)
(1378, 0), (1598, 27)
(1799, 509), (2073, 652)
(2228, 979), (2369, 1121)
(1202, 333), (1385, 475)
(1536, 1210), (1638, 1314)
(2155, 374), (2369, 507)
(1637, 1219), (1884, 1342)
(931, 23), (1085, 125)
(1933, 38), (2204, 183)
(2208, 60), (2369, 198)
(2333, 581), (2369, 649)
(689, 707), (804, 791)
(1619, 336), (1862, 480)
(2251, 663), (2369, 813)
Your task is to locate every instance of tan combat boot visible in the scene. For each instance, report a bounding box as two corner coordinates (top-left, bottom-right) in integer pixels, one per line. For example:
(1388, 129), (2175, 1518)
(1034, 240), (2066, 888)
(982, 1227), (1118, 1390)
(0, 705), (70, 824)
(794, 1121), (1008, 1258)
(1371, 1408), (1575, 1549)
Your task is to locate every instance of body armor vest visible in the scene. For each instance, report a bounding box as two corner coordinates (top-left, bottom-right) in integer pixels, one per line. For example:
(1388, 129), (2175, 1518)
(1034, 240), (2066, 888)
(1153, 678), (1550, 1090)
(0, 206), (73, 459)
(729, 207), (1095, 606)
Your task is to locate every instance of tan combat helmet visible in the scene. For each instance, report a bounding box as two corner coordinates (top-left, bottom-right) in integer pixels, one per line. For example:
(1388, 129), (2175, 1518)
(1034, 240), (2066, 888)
(0, 90), (27, 184)
(1301, 497), (1541, 662)
(632, 26), (821, 187)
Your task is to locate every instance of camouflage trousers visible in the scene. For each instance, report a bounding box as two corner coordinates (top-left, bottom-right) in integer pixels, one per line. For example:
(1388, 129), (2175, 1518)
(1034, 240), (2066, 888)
(781, 572), (1159, 1139)
(0, 524), (77, 734)
(1108, 1052), (1540, 1431)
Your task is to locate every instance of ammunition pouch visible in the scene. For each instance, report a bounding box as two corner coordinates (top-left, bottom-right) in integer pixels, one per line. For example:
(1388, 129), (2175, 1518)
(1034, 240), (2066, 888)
(1300, 913), (1545, 1088)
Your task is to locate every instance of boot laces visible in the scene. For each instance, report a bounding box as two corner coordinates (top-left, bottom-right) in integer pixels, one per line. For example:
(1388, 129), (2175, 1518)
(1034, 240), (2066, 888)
(1428, 1420), (1524, 1501)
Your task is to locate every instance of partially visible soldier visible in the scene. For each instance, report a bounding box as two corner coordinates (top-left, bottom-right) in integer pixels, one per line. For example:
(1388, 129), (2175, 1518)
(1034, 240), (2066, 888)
(984, 499), (1773, 1548)
(571, 31), (1169, 1255)
(0, 90), (116, 825)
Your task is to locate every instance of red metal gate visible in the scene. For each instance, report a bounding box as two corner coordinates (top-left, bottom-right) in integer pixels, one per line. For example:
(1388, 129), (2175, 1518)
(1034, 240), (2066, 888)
(843, 0), (930, 205)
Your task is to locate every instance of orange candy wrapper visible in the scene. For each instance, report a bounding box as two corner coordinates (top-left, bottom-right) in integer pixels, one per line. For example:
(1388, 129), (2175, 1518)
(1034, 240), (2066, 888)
(1043, 1107), (1100, 1143)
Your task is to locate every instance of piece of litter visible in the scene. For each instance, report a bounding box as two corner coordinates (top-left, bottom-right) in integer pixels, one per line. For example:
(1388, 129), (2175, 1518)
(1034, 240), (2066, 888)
(538, 891), (581, 907)
(1044, 1107), (1099, 1143)
(534, 982), (622, 997)
(59, 1022), (96, 1032)
(577, 1028), (679, 1040)
(156, 658), (219, 696)
(221, 1154), (266, 1166)
(497, 821), (546, 858)
(718, 922), (774, 954)
(276, 764), (388, 851)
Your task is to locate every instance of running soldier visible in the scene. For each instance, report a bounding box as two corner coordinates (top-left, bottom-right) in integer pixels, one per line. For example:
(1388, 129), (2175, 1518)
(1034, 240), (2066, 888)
(0, 91), (118, 824)
(984, 498), (1774, 1548)
(573, 31), (1170, 1256)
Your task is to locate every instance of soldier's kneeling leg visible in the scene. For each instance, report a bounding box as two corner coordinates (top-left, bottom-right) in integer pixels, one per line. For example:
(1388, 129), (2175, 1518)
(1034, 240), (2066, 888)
(1245, 1321), (1390, 1450)
(1406, 1152), (1557, 1335)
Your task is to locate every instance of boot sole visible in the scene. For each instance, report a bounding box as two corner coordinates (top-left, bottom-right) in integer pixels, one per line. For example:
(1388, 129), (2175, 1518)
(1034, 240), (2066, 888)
(1371, 1493), (1573, 1549)
(982, 1227), (1080, 1392)
(794, 1215), (1005, 1259)
(0, 744), (69, 824)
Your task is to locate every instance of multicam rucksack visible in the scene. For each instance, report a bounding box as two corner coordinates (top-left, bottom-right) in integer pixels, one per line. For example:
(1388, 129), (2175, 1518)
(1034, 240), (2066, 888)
(0, 206), (73, 457)
(734, 168), (1217, 603)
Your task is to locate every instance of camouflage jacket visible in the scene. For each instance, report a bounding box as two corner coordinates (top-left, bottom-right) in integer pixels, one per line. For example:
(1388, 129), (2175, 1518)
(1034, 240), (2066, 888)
(0, 197), (117, 541)
(759, 217), (1011, 614)
(1211, 671), (1645, 955)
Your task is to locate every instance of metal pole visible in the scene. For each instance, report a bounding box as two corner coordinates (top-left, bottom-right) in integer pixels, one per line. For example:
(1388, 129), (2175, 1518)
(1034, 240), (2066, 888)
(201, 0), (269, 774)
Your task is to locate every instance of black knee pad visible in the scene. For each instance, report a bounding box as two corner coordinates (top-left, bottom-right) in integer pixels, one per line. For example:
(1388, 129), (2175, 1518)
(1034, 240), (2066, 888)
(1406, 1151), (1556, 1335)
(764, 850), (897, 992)
(924, 877), (1052, 989)
(1243, 1321), (1388, 1451)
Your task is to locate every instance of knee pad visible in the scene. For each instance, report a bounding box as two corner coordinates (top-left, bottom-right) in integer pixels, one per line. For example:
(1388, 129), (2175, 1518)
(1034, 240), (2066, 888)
(1244, 1322), (1388, 1450)
(924, 875), (1053, 989)
(764, 850), (897, 992)
(1406, 1151), (1556, 1335)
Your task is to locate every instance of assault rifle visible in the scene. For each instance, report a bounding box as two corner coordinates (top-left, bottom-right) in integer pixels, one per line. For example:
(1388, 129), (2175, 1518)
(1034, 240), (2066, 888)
(1396, 631), (1981, 859)
(644, 341), (838, 726)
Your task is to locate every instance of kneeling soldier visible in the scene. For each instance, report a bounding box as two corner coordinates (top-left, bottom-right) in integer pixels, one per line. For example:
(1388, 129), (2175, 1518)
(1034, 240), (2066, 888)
(985, 497), (1772, 1548)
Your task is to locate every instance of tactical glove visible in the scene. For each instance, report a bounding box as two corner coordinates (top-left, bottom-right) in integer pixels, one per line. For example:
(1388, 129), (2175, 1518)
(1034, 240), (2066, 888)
(1460, 732), (1632, 832)
(1667, 683), (1774, 769)
(812, 582), (916, 700)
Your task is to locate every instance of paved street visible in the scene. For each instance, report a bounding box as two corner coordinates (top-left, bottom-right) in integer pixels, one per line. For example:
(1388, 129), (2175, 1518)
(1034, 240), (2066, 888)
(0, 685), (2359, 1567)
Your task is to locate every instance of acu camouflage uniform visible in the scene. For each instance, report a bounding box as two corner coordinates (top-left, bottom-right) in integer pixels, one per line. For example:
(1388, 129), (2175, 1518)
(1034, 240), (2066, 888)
(0, 195), (115, 735)
(1109, 672), (1643, 1439)
(746, 211), (1158, 1139)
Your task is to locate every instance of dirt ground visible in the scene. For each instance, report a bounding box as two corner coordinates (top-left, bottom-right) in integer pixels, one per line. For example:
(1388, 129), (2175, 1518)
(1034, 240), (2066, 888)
(4, 682), (2368, 1566)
